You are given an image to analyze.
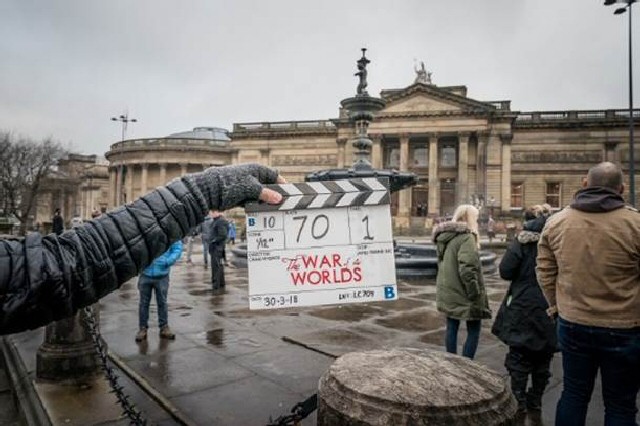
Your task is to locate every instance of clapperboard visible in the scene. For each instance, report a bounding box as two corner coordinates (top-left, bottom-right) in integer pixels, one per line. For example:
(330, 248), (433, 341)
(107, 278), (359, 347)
(245, 178), (397, 310)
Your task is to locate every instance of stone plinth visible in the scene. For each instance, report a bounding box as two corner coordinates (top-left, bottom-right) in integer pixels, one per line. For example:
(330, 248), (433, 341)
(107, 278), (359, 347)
(318, 348), (517, 425)
(36, 309), (101, 382)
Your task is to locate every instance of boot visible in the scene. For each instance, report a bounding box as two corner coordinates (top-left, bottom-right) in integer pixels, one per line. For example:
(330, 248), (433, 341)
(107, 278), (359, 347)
(135, 328), (147, 342)
(159, 325), (175, 340)
(510, 371), (529, 414)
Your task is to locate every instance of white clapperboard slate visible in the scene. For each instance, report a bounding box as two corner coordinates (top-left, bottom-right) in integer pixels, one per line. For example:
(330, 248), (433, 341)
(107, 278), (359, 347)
(244, 177), (397, 310)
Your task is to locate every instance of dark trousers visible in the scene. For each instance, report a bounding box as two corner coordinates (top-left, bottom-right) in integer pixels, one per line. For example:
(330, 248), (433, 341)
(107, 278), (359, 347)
(556, 317), (640, 426)
(505, 346), (554, 411)
(208, 244), (225, 289)
(445, 317), (482, 359)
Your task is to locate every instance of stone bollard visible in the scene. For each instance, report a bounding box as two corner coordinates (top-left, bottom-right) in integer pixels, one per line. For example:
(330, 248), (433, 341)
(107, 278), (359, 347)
(318, 348), (517, 425)
(36, 307), (102, 382)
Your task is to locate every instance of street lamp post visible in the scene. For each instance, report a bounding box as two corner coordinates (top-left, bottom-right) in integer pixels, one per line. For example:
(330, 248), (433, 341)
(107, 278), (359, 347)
(110, 113), (138, 142)
(605, 0), (637, 207)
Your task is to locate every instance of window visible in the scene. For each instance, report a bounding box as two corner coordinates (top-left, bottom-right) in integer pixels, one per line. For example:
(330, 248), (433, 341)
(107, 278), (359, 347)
(511, 182), (524, 209)
(546, 182), (561, 208)
(410, 143), (428, 167)
(384, 144), (400, 169)
(440, 145), (456, 168)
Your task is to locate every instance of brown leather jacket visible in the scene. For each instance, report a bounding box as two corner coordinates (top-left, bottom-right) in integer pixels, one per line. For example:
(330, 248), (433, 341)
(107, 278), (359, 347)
(536, 187), (640, 329)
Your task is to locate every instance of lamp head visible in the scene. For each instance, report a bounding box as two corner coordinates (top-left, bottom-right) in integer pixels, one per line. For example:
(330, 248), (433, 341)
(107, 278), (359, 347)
(614, 7), (627, 13)
(604, 0), (617, 5)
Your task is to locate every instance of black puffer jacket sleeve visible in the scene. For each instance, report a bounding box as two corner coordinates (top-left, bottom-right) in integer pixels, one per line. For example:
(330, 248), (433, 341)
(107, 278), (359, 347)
(0, 163), (279, 335)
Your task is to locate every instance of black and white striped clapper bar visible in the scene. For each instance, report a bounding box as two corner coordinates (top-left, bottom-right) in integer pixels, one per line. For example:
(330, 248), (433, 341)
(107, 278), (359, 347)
(245, 177), (390, 213)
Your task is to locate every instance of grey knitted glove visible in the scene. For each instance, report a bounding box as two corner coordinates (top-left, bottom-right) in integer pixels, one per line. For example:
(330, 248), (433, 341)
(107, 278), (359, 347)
(184, 163), (279, 211)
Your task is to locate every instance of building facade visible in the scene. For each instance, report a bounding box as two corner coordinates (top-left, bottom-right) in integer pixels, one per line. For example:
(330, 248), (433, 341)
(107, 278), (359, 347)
(102, 81), (638, 231)
(35, 153), (110, 231)
(231, 81), (638, 229)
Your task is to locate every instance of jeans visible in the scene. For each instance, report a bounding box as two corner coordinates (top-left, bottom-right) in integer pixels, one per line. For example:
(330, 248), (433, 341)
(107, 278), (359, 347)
(202, 241), (209, 266)
(445, 317), (482, 359)
(556, 317), (640, 426)
(138, 274), (170, 329)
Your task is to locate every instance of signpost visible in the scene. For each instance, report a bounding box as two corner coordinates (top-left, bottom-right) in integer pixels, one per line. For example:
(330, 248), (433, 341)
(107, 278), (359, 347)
(245, 178), (397, 310)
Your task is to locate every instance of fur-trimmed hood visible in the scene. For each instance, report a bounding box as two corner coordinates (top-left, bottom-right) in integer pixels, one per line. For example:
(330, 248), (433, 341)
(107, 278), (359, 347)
(432, 221), (471, 244)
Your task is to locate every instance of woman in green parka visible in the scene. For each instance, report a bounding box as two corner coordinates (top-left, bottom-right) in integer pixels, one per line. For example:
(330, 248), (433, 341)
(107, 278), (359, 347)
(433, 204), (491, 359)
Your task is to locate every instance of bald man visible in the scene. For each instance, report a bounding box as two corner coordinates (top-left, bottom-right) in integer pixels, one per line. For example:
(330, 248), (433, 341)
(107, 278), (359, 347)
(536, 162), (640, 425)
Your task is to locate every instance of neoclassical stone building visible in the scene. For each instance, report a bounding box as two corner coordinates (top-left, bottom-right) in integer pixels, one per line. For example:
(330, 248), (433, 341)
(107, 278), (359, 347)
(231, 81), (637, 228)
(105, 127), (231, 207)
(104, 79), (637, 230)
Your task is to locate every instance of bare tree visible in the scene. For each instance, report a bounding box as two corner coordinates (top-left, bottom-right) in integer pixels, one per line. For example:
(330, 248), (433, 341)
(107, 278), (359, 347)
(0, 131), (67, 235)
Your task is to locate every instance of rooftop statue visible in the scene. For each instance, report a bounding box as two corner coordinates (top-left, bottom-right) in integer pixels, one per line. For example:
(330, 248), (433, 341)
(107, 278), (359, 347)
(414, 61), (432, 85)
(355, 48), (370, 95)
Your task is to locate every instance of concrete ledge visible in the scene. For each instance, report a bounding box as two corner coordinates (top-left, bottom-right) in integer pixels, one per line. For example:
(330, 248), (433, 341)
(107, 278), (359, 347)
(0, 337), (52, 426)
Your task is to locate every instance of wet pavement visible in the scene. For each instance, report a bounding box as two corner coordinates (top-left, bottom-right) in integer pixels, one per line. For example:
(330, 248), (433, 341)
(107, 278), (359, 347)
(5, 242), (639, 425)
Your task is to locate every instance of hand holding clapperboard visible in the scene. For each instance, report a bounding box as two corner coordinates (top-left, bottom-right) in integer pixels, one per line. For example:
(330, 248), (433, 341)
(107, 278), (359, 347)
(244, 178), (397, 310)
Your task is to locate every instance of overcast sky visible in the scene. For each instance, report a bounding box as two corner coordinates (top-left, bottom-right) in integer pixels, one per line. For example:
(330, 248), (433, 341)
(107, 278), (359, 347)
(0, 0), (637, 156)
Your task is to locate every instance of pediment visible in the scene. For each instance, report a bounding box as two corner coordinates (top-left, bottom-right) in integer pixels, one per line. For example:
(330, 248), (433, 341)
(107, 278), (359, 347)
(381, 84), (494, 114)
(384, 93), (463, 113)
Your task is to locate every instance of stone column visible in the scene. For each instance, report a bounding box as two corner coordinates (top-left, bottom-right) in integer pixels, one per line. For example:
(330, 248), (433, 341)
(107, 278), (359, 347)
(476, 131), (489, 199)
(428, 134), (439, 216)
(318, 348), (517, 425)
(159, 163), (167, 185)
(259, 149), (270, 166)
(398, 134), (411, 220)
(180, 163), (188, 176)
(36, 308), (102, 382)
(371, 134), (383, 169)
(500, 134), (513, 214)
(140, 163), (148, 196)
(231, 149), (239, 166)
(336, 138), (348, 168)
(108, 166), (116, 208)
(115, 165), (123, 206)
(126, 164), (134, 204)
(458, 132), (470, 204)
(605, 141), (619, 163)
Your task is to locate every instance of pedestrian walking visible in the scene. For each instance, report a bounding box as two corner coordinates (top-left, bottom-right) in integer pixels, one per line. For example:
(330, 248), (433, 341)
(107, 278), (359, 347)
(492, 206), (557, 421)
(185, 227), (198, 264)
(52, 208), (64, 235)
(208, 210), (229, 290)
(0, 163), (285, 336)
(135, 240), (183, 342)
(537, 161), (640, 425)
(486, 215), (496, 243)
(433, 204), (491, 359)
(228, 220), (237, 245)
(200, 214), (213, 269)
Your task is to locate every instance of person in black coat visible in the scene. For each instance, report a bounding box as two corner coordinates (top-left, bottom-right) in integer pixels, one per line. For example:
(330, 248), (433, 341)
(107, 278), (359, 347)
(207, 211), (228, 289)
(491, 207), (557, 416)
(52, 208), (64, 235)
(0, 164), (284, 335)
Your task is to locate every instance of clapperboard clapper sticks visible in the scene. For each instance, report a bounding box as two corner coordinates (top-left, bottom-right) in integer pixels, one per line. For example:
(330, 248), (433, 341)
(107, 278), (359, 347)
(244, 178), (397, 310)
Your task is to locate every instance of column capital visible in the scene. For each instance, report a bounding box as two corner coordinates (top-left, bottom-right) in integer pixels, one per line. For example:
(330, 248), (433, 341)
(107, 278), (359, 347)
(458, 131), (472, 139)
(369, 133), (383, 142)
(336, 138), (348, 147)
(477, 130), (491, 140)
(499, 133), (513, 144)
(259, 148), (270, 155)
(399, 133), (411, 141)
(140, 163), (148, 170)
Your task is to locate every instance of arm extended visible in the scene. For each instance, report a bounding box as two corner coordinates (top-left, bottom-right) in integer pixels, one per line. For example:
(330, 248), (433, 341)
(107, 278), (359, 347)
(0, 163), (280, 335)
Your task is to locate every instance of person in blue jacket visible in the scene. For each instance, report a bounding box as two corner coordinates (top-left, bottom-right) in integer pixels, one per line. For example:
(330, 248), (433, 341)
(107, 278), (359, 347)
(135, 240), (183, 342)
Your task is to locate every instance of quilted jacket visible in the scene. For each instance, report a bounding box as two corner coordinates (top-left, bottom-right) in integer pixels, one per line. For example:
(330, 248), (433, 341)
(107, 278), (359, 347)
(0, 164), (278, 335)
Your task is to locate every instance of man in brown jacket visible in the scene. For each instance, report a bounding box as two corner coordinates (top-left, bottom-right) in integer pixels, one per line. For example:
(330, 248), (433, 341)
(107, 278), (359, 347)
(537, 162), (640, 425)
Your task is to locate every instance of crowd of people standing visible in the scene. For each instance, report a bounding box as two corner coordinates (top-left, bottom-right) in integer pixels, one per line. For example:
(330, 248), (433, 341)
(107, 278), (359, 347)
(434, 162), (639, 425)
